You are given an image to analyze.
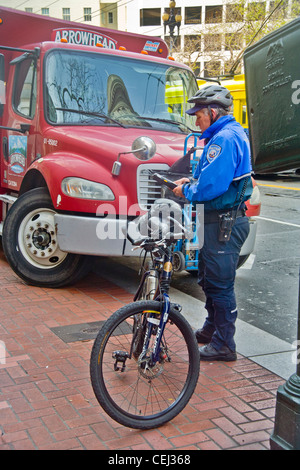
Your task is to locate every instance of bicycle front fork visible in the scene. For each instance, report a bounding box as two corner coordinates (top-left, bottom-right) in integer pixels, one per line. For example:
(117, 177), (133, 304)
(146, 293), (171, 365)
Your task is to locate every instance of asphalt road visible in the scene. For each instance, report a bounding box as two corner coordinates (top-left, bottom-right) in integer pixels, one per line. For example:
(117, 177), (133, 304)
(98, 170), (300, 345)
(171, 171), (300, 343)
(235, 171), (300, 343)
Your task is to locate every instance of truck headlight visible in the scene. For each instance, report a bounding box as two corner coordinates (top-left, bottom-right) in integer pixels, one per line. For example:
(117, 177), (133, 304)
(61, 177), (115, 200)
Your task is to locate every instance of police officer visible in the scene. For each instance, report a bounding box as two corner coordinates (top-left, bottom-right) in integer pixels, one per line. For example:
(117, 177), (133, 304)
(173, 85), (253, 361)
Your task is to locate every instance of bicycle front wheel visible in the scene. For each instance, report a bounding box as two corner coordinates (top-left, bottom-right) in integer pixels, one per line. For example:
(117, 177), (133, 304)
(90, 300), (200, 429)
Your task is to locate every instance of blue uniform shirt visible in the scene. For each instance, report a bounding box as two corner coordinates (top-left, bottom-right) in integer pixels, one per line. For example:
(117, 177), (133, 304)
(183, 115), (253, 211)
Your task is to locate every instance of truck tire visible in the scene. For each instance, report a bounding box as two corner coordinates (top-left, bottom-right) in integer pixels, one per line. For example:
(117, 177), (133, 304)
(2, 187), (93, 288)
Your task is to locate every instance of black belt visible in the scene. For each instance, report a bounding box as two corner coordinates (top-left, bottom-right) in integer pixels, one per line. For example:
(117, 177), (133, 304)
(204, 208), (246, 224)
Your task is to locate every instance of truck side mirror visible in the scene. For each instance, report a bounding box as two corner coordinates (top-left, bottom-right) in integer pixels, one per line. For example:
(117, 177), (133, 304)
(0, 54), (5, 117)
(112, 136), (156, 176)
(131, 136), (156, 161)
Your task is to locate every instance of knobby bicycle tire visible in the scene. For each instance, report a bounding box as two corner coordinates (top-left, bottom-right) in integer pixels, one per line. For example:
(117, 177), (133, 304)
(90, 300), (200, 429)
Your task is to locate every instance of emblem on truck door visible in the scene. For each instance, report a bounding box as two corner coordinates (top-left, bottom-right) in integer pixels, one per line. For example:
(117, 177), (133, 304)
(8, 135), (27, 177)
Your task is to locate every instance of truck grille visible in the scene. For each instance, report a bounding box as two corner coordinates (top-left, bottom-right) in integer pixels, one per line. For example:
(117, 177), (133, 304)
(137, 163), (170, 210)
(137, 147), (203, 211)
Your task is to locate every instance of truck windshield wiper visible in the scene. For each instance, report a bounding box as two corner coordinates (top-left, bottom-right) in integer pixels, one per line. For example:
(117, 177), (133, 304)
(55, 108), (127, 128)
(137, 116), (193, 132)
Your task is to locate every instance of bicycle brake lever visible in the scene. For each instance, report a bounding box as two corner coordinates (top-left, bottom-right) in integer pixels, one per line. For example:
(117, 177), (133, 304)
(132, 245), (142, 251)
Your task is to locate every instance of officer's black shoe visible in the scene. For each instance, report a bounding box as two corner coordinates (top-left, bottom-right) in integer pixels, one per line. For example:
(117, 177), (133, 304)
(199, 344), (237, 362)
(195, 328), (213, 344)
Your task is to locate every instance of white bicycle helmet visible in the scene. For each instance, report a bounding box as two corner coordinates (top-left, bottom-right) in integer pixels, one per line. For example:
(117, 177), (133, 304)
(136, 199), (185, 241)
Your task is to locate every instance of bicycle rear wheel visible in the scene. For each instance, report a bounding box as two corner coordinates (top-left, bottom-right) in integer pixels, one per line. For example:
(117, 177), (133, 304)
(90, 300), (200, 429)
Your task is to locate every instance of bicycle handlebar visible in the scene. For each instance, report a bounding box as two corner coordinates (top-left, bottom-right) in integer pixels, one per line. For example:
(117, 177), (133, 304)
(121, 226), (144, 247)
(122, 215), (192, 251)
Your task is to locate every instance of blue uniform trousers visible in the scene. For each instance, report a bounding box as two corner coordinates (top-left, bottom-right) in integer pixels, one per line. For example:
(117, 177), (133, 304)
(198, 216), (250, 352)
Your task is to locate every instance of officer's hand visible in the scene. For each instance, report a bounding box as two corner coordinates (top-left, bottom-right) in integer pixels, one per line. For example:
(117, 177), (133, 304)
(173, 185), (185, 198)
(174, 177), (190, 186)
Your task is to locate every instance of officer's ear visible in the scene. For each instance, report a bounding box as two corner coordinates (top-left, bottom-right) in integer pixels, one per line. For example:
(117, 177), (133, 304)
(211, 108), (219, 119)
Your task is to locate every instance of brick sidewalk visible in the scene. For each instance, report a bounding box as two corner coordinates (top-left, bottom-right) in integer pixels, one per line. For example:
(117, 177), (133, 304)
(0, 249), (284, 450)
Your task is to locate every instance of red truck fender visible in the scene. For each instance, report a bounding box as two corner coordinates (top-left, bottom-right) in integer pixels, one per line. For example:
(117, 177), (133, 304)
(20, 152), (121, 213)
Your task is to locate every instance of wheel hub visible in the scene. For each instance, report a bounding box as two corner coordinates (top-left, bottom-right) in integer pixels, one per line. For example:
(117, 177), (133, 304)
(20, 208), (67, 267)
(33, 228), (51, 248)
(138, 350), (164, 379)
(25, 214), (56, 260)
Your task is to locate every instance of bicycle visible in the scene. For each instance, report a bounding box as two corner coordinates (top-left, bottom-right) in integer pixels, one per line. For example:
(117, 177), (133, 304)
(90, 196), (200, 429)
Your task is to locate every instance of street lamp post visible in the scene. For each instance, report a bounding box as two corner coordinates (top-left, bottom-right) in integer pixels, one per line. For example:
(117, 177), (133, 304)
(162, 1), (182, 53)
(270, 268), (300, 450)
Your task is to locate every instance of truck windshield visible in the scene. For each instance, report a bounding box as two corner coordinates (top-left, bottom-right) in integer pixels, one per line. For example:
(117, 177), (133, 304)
(44, 50), (198, 133)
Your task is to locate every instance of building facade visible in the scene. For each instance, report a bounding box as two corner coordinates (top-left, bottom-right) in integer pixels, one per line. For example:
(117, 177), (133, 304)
(126, 0), (298, 76)
(1, 0), (298, 76)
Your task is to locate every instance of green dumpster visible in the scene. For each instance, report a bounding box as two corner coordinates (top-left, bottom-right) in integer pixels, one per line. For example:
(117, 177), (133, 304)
(244, 16), (300, 174)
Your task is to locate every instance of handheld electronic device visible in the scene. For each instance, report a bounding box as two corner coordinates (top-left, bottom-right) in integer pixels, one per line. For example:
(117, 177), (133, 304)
(152, 173), (177, 190)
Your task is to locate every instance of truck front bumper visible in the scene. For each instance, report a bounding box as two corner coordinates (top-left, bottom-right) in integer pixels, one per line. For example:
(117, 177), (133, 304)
(240, 217), (257, 256)
(54, 213), (140, 257)
(55, 213), (257, 259)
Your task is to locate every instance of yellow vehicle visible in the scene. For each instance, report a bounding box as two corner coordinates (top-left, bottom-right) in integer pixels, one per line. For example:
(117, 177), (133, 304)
(197, 74), (248, 129)
(165, 74), (248, 130)
(165, 81), (192, 117)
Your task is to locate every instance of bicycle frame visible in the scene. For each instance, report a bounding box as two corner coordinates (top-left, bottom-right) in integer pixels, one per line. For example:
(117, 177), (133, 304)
(132, 240), (176, 366)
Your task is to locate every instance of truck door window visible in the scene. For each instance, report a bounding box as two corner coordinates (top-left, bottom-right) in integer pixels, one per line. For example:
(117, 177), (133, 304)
(13, 57), (37, 118)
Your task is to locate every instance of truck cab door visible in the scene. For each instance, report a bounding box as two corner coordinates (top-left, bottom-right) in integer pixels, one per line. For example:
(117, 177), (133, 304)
(1, 54), (37, 192)
(0, 54), (4, 118)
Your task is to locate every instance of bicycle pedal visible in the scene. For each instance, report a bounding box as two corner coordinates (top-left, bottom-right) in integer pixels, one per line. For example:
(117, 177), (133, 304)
(112, 350), (130, 372)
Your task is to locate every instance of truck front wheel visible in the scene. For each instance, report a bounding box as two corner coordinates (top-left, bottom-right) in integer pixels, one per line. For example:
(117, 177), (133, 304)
(2, 187), (93, 288)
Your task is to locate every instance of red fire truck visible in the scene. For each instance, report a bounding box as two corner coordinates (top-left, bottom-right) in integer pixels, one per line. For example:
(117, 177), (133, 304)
(0, 7), (260, 288)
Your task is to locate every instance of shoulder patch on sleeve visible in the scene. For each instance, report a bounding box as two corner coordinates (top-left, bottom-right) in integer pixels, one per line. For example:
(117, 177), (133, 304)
(207, 144), (222, 163)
